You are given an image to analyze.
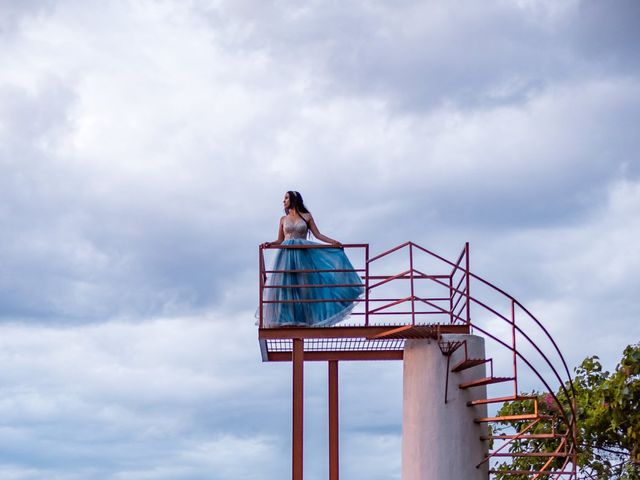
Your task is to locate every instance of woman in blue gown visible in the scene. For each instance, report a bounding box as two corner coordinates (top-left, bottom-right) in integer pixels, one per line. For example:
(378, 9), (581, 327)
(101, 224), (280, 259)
(260, 191), (364, 328)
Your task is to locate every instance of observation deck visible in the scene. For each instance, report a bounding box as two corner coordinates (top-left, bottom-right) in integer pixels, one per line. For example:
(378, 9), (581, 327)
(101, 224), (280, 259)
(257, 241), (473, 362)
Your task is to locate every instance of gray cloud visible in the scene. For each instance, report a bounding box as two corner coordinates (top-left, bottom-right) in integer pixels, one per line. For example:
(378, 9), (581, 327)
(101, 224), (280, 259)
(0, 0), (55, 36)
(0, 316), (405, 479)
(569, 0), (640, 73)
(198, 0), (640, 112)
(2, 0), (638, 325)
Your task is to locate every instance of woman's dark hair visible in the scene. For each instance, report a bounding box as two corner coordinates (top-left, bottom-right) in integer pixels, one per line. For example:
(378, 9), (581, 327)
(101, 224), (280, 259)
(286, 191), (311, 237)
(285, 191), (310, 215)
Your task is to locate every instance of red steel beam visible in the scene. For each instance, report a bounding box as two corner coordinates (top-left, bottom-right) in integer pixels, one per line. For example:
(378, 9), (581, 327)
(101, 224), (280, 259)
(258, 324), (469, 340)
(269, 351), (404, 362)
(328, 361), (339, 480)
(366, 325), (413, 339)
(292, 339), (304, 480)
(465, 242), (471, 325)
(364, 244), (370, 326)
(262, 243), (368, 250)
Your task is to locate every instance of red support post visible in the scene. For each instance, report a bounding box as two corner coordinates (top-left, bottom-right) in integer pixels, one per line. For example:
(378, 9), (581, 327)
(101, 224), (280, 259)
(292, 338), (304, 480)
(464, 242), (471, 326)
(512, 300), (518, 395)
(259, 246), (264, 328)
(409, 243), (416, 325)
(328, 360), (339, 480)
(449, 274), (454, 324)
(364, 244), (370, 326)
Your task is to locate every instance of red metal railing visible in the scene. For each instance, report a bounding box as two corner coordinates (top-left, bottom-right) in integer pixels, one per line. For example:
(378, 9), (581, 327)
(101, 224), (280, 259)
(360, 241), (471, 326)
(258, 241), (578, 478)
(258, 242), (467, 328)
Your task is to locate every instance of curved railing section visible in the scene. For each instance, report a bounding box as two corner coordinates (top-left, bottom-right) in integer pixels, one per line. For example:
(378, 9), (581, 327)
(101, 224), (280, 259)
(369, 241), (577, 478)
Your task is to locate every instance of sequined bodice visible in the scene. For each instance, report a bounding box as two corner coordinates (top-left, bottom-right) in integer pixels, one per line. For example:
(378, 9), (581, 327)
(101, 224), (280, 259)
(284, 216), (308, 239)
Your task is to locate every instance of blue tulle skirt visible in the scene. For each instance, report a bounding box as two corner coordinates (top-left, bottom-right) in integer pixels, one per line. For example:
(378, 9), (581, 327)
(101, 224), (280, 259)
(260, 239), (364, 328)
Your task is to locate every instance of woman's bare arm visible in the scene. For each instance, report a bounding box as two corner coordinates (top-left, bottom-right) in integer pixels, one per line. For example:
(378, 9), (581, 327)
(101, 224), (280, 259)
(306, 214), (341, 247)
(263, 217), (285, 247)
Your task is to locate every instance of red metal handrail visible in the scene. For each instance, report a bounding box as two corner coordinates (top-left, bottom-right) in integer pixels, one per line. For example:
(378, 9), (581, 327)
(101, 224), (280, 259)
(381, 241), (577, 477)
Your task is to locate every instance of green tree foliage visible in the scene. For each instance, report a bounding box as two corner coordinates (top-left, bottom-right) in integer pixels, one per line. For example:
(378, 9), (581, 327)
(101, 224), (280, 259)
(493, 343), (640, 479)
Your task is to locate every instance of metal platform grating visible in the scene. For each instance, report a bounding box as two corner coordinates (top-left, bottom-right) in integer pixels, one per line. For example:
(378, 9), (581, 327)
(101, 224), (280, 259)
(266, 337), (406, 353)
(258, 323), (470, 361)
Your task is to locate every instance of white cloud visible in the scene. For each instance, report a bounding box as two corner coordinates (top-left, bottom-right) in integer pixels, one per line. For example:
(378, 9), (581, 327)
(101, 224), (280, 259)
(0, 0), (639, 477)
(475, 179), (640, 370)
(0, 315), (290, 478)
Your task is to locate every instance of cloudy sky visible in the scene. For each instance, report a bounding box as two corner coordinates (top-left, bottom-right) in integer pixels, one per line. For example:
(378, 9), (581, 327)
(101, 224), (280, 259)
(1, 0), (639, 478)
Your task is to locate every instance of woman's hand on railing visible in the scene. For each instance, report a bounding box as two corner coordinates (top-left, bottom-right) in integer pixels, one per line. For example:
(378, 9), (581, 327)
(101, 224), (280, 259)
(262, 241), (282, 248)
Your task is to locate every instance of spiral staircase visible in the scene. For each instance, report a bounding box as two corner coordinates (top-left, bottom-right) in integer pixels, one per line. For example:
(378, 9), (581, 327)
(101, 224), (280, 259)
(438, 337), (576, 478)
(257, 241), (578, 479)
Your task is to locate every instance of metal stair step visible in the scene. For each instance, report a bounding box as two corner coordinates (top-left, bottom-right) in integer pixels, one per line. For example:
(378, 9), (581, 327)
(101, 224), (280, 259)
(490, 451), (570, 458)
(476, 413), (556, 424)
(481, 433), (564, 440)
(451, 358), (488, 372)
(459, 376), (514, 389)
(474, 413), (538, 423)
(489, 470), (575, 475)
(467, 394), (537, 406)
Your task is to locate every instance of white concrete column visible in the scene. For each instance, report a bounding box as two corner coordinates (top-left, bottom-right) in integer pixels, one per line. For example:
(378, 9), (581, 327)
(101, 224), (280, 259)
(402, 335), (489, 480)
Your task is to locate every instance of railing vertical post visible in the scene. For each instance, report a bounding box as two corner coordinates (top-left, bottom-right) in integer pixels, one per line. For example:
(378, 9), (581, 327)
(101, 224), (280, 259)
(512, 299), (518, 395)
(409, 243), (416, 325)
(292, 338), (304, 480)
(572, 397), (578, 478)
(365, 244), (370, 327)
(259, 245), (264, 328)
(449, 274), (454, 324)
(464, 242), (470, 326)
(328, 360), (339, 480)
